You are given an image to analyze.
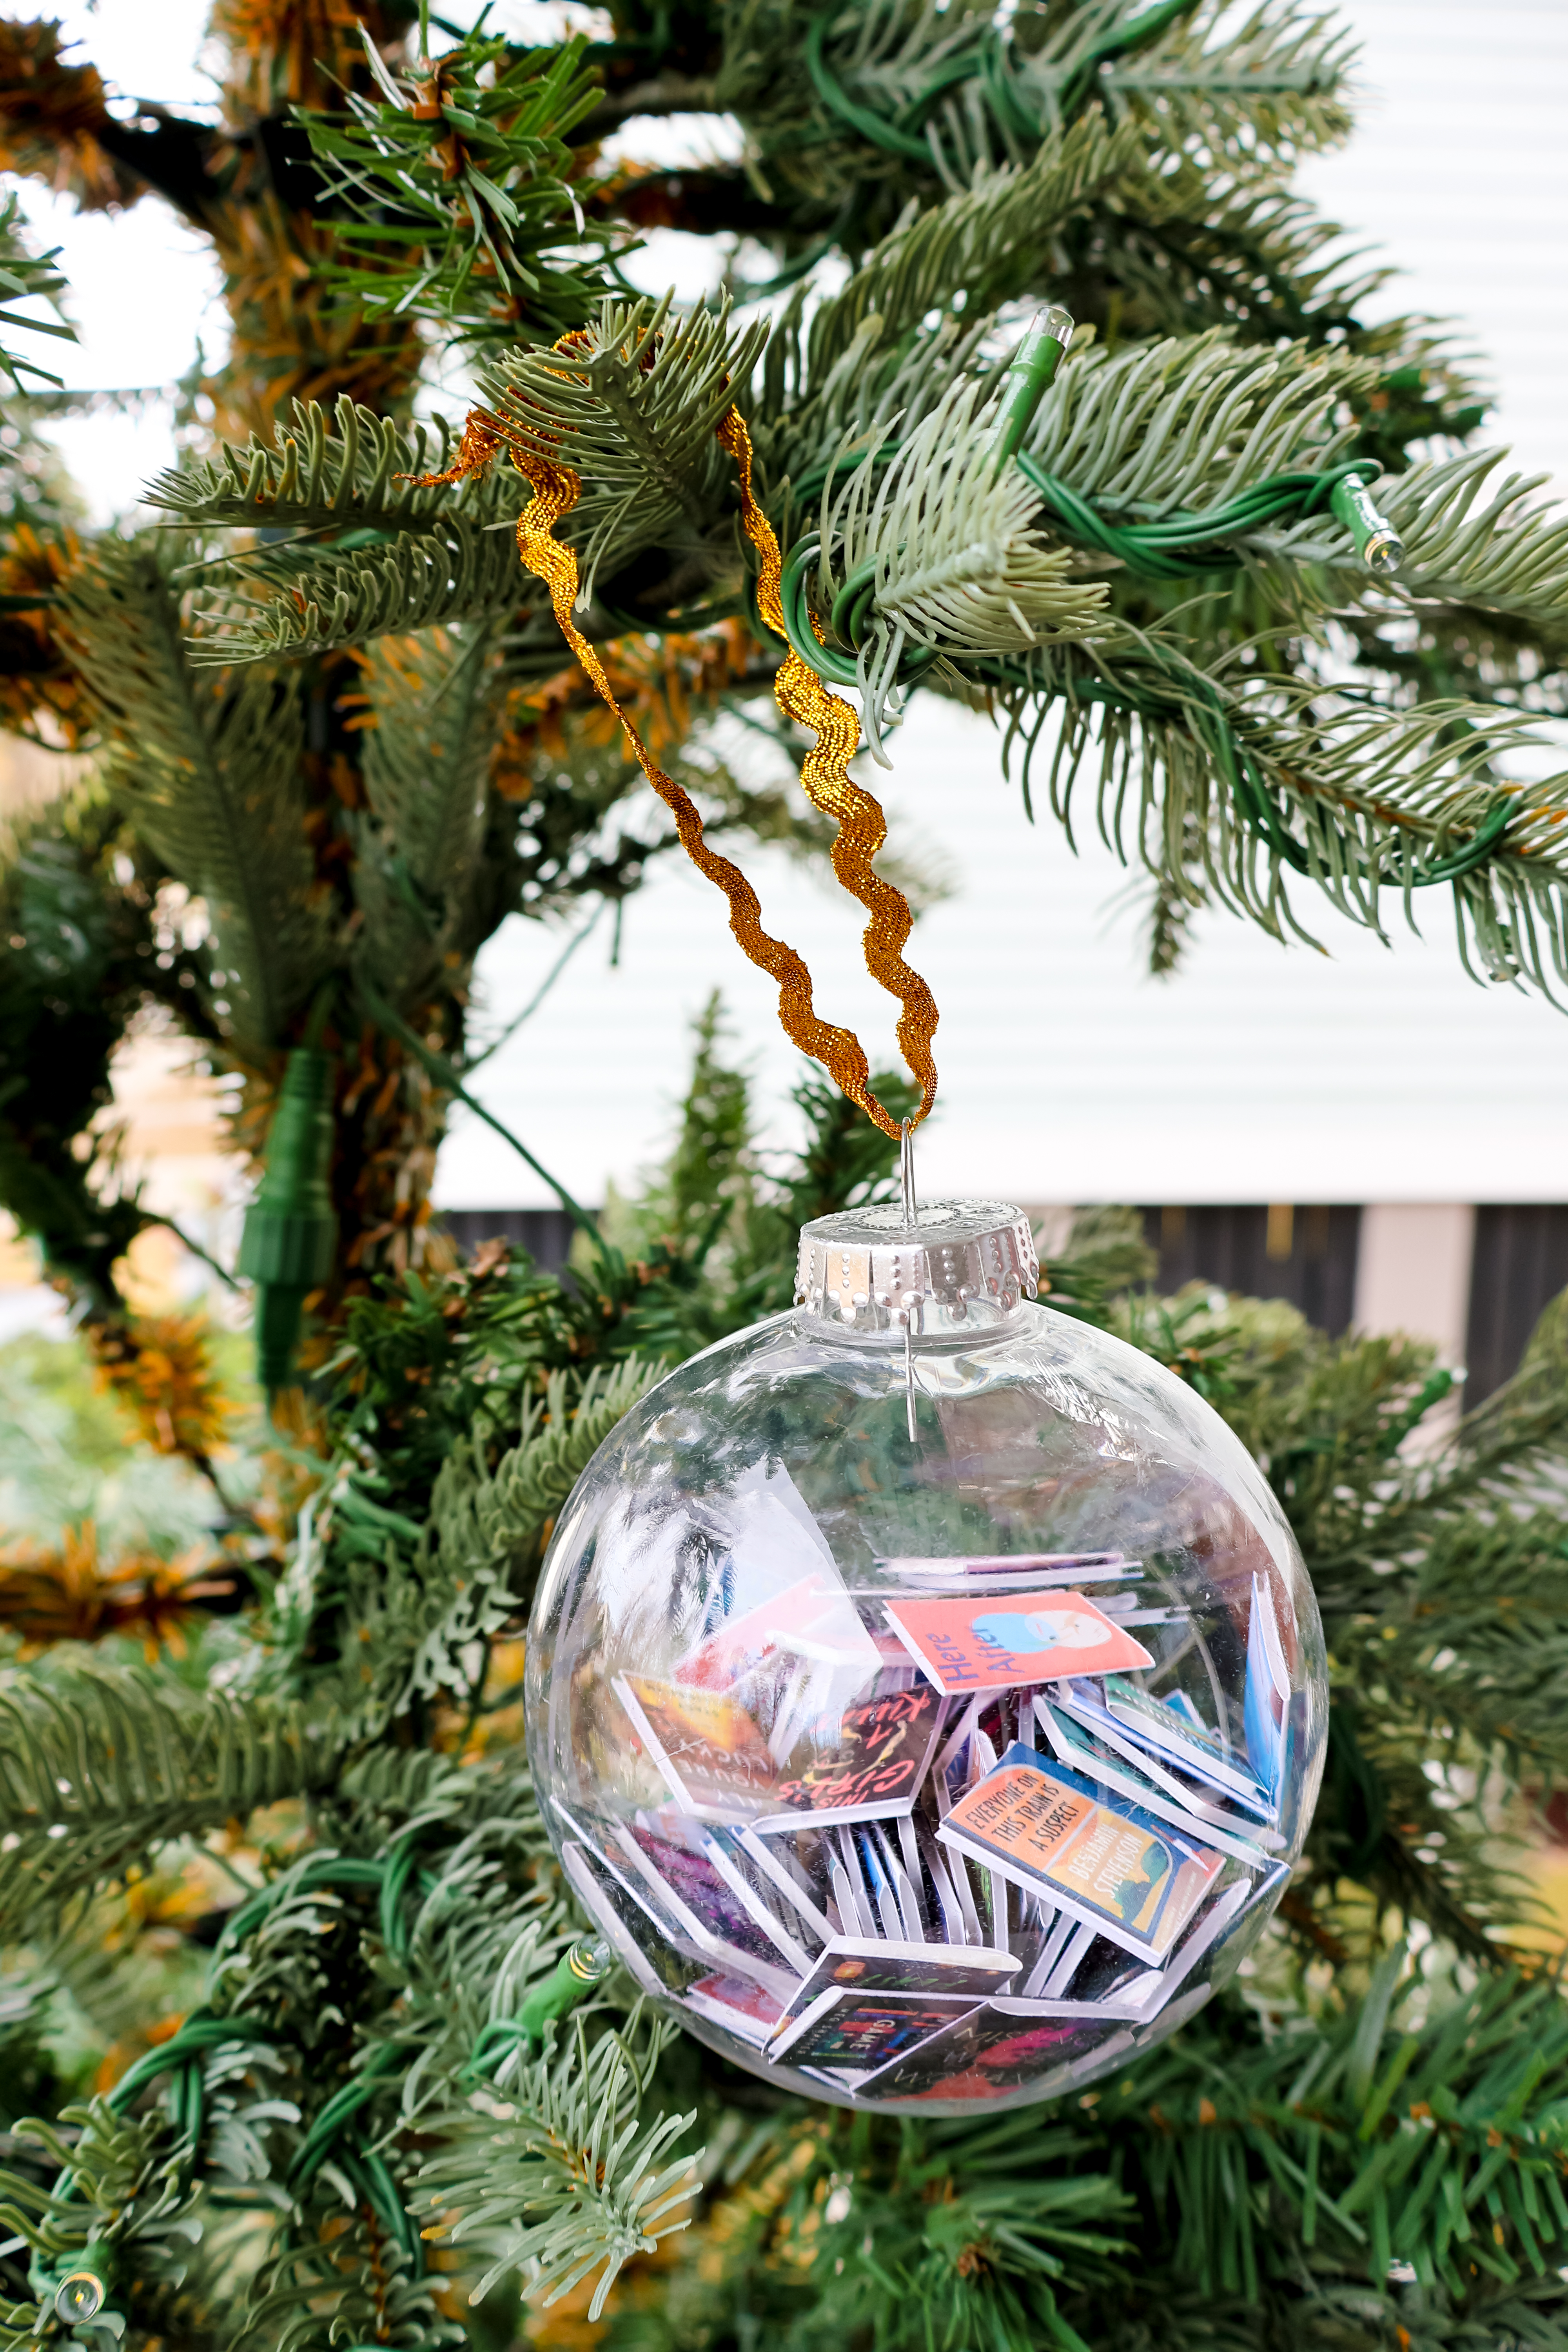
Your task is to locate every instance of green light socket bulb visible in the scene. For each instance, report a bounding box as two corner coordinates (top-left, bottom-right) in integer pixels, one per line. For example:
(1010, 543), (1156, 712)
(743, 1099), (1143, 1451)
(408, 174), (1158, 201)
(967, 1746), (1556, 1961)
(989, 305), (1075, 473)
(237, 1047), (338, 1391)
(517, 1938), (615, 2048)
(1330, 471), (1403, 574)
(52, 2246), (113, 2325)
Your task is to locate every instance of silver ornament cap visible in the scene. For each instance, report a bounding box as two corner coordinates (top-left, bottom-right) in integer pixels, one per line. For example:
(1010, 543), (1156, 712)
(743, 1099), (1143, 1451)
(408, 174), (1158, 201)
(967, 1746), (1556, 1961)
(794, 1199), (1040, 1336)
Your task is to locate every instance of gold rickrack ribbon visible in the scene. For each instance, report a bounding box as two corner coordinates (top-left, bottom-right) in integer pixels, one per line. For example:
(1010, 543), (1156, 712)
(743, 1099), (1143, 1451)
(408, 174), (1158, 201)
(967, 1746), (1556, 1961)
(415, 365), (937, 1141)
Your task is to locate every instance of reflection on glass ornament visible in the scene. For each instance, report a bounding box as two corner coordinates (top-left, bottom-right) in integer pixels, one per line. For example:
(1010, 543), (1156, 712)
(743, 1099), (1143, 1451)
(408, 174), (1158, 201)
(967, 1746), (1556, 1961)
(526, 1200), (1327, 2116)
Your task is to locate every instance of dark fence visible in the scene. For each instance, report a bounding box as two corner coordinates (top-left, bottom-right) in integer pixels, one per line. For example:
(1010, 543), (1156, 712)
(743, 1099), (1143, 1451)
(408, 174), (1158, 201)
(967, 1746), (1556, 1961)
(1465, 1205), (1568, 1401)
(432, 1206), (586, 1277)
(1138, 1204), (1362, 1336)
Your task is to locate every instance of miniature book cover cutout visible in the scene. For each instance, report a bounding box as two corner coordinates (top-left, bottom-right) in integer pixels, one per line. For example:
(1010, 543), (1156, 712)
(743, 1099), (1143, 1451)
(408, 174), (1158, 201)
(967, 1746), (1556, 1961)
(684, 1971), (785, 2045)
(1101, 1673), (1267, 1802)
(768, 1987), (983, 2071)
(1052, 1682), (1282, 1833)
(880, 1553), (1134, 1584)
(1244, 1572), (1293, 1802)
(619, 1665), (946, 1831)
(557, 1842), (670, 2001)
(615, 1823), (795, 1979)
(674, 1570), (879, 1697)
(1034, 1698), (1272, 1869)
(861, 2005), (1110, 2103)
(936, 1743), (1224, 1962)
(615, 1672), (778, 1814)
(883, 1590), (1155, 1694)
(770, 1936), (1018, 2031)
(755, 1679), (948, 1831)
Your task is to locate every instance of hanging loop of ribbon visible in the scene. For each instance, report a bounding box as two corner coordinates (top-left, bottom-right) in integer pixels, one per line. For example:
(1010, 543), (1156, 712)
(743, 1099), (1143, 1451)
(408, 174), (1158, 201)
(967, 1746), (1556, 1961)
(412, 350), (937, 1141)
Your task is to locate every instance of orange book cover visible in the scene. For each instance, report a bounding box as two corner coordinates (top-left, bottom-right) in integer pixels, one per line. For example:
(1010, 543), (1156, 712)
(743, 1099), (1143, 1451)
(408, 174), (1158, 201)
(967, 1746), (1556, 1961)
(883, 1590), (1154, 1695)
(938, 1745), (1224, 1963)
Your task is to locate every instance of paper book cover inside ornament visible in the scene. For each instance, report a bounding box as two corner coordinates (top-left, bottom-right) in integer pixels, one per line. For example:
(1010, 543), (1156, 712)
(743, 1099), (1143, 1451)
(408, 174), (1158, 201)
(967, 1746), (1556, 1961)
(684, 1970), (786, 2047)
(884, 1589), (1154, 1696)
(1245, 1572), (1294, 1804)
(850, 1818), (928, 1940)
(1052, 1682), (1283, 1839)
(880, 1552), (1141, 1591)
(558, 1840), (682, 2002)
(552, 1795), (780, 1997)
(877, 1821), (934, 1941)
(734, 1823), (837, 1942)
(1100, 1671), (1270, 1810)
(937, 1743), (1226, 1964)
(610, 1821), (802, 1999)
(769, 1936), (1019, 2034)
(1044, 1925), (1153, 2009)
(751, 1675), (948, 1832)
(694, 1826), (818, 1968)
(1132, 1871), (1276, 2020)
(614, 1671), (778, 1815)
(767, 1987), (984, 2071)
(915, 1818), (976, 1944)
(552, 1797), (694, 1941)
(859, 2004), (1115, 2104)
(1035, 1697), (1274, 1869)
(674, 1568), (880, 1698)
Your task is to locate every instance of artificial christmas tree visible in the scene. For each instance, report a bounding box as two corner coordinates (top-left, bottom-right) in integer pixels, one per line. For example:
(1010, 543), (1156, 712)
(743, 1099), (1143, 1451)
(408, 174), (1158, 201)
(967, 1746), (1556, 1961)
(4, 2), (1568, 2346)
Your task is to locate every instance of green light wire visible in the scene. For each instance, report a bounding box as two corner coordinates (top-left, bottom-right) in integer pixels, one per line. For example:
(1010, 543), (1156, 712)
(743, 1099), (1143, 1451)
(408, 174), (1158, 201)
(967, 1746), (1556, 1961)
(777, 535), (939, 687)
(45, 1858), (605, 2314)
(1015, 453), (1385, 581)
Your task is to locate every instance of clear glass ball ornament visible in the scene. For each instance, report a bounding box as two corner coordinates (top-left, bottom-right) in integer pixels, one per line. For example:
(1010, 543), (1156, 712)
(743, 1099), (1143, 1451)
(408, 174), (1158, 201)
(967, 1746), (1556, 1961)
(526, 1200), (1326, 2116)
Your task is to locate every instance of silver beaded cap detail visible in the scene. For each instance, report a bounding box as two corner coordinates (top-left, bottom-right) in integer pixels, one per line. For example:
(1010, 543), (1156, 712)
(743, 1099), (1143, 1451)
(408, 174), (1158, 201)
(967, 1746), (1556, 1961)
(794, 1200), (1040, 1334)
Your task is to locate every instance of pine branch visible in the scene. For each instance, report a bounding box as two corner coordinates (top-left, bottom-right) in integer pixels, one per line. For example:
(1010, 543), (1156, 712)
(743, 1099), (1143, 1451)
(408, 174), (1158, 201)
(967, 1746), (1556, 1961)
(779, 121), (1138, 406)
(916, 0), (1356, 191)
(0, 1667), (342, 1924)
(417, 2010), (699, 2323)
(187, 514), (525, 666)
(1099, 1967), (1568, 2310)
(0, 2098), (196, 2323)
(1102, 165), (1401, 345)
(1379, 449), (1568, 627)
(403, 1355), (663, 1706)
(143, 397), (510, 537)
(1445, 1289), (1568, 1494)
(479, 291), (771, 603)
(0, 189), (75, 391)
(235, 2213), (459, 2352)
(285, 1353), (662, 1729)
(714, 0), (1350, 228)
(984, 635), (1568, 1000)
(1020, 324), (1377, 519)
(297, 24), (614, 352)
(1061, 0), (1357, 158)
(762, 2105), (1131, 2351)
(820, 374), (1113, 753)
(1354, 1507), (1568, 1792)
(58, 538), (334, 1047)
(352, 623), (508, 1004)
(0, 812), (168, 1311)
(442, 1357), (662, 1572)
